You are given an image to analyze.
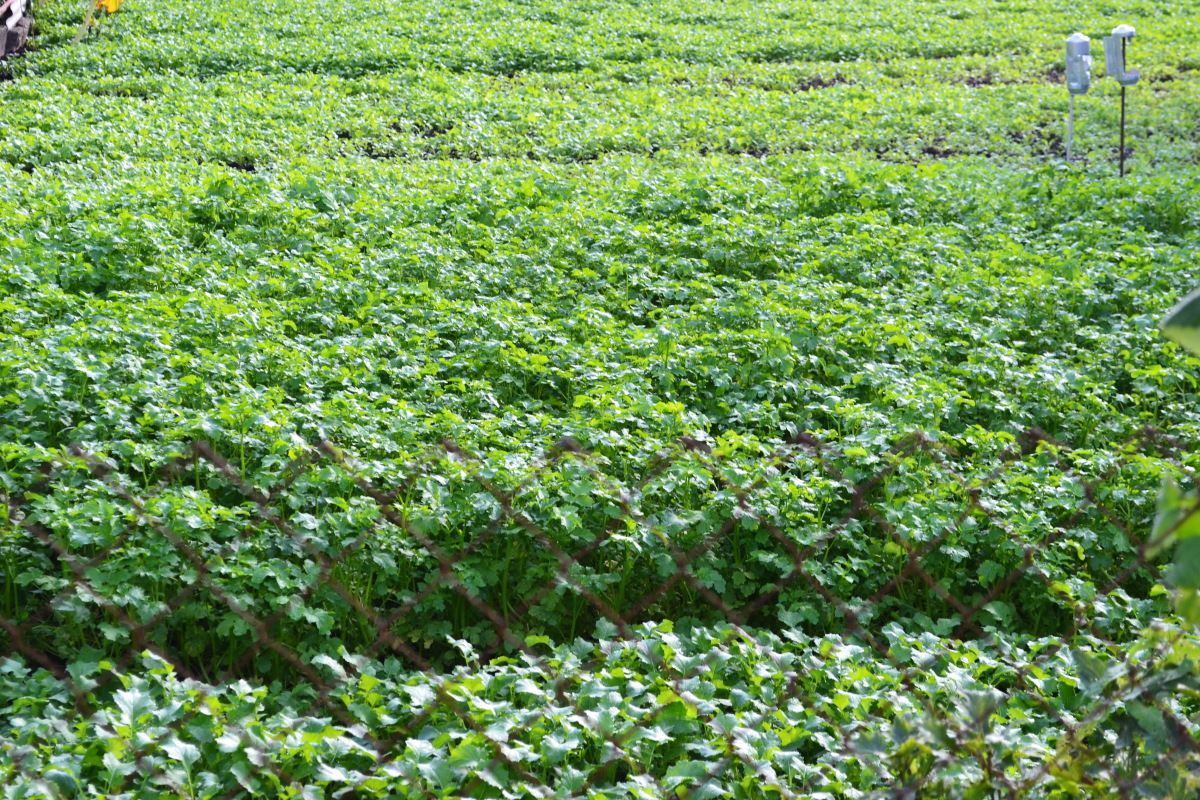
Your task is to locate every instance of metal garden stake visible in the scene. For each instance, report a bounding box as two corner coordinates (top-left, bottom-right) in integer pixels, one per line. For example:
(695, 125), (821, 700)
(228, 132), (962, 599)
(1065, 33), (1092, 161)
(1103, 24), (1140, 176)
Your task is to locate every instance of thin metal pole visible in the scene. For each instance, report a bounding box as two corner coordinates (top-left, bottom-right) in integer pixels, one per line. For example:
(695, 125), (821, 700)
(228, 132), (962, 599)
(1119, 37), (1127, 178)
(1119, 86), (1126, 177)
(1068, 95), (1075, 161)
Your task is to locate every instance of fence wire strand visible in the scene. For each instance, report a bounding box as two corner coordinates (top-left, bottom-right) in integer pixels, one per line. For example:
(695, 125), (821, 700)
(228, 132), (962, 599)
(2, 426), (1199, 798)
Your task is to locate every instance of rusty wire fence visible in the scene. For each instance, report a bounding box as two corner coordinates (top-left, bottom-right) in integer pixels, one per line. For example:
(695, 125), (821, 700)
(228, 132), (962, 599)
(2, 426), (1200, 798)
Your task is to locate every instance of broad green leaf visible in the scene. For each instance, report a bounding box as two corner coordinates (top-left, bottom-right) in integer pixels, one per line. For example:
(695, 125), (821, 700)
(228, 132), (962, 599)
(1160, 287), (1200, 356)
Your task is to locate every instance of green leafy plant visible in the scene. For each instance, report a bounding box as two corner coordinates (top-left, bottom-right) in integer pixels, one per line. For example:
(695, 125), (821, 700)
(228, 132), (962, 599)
(1156, 291), (1200, 625)
(3, 0), (1200, 795)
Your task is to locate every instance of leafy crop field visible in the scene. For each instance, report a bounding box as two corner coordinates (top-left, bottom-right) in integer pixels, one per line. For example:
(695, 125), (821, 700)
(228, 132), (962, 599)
(4, 0), (1200, 796)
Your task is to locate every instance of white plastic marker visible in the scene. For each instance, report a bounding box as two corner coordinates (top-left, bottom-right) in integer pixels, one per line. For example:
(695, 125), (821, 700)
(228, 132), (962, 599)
(0, 0), (25, 30)
(1104, 25), (1140, 176)
(1065, 33), (1092, 161)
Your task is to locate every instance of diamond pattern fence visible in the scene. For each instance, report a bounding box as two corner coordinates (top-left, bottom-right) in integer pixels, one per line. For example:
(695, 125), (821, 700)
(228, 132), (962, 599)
(2, 426), (1199, 798)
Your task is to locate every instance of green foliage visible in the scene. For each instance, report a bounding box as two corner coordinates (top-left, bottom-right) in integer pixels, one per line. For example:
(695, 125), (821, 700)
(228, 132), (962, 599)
(0, 434), (1185, 676)
(3, 0), (1200, 794)
(1155, 289), (1200, 625)
(3, 624), (1198, 798)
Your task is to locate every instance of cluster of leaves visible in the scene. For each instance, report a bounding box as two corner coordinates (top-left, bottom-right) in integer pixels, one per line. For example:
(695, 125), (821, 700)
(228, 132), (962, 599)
(5, 0), (1200, 168)
(2, 159), (1198, 460)
(3, 150), (1200, 672)
(1, 433), (1186, 677)
(3, 623), (1198, 798)
(3, 0), (1200, 794)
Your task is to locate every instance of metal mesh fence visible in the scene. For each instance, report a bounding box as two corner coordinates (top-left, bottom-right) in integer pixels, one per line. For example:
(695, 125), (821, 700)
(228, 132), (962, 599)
(2, 426), (1199, 798)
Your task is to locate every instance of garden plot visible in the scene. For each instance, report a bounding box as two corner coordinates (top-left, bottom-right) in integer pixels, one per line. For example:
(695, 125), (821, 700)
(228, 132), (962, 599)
(2, 0), (1200, 796)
